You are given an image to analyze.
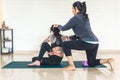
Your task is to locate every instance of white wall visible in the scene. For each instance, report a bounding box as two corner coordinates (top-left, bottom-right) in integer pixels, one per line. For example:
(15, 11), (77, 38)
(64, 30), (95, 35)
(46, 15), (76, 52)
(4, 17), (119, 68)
(2, 0), (120, 51)
(0, 0), (2, 28)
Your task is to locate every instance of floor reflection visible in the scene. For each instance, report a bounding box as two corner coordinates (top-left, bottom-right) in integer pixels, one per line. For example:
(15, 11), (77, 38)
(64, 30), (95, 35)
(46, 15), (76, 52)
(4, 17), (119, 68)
(32, 69), (64, 80)
(85, 68), (114, 80)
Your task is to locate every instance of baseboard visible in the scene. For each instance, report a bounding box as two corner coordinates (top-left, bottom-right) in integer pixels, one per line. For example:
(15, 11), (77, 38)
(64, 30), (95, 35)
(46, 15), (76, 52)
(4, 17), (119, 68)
(14, 50), (39, 54)
(14, 50), (120, 54)
(98, 50), (120, 53)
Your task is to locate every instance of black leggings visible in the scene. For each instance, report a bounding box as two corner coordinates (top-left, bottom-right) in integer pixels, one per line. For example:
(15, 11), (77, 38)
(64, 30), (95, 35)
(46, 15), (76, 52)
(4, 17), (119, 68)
(61, 39), (101, 67)
(32, 42), (63, 65)
(32, 55), (63, 66)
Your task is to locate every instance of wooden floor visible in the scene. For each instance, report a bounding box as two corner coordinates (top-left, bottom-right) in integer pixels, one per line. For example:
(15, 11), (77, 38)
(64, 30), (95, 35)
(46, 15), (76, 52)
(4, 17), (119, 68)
(0, 51), (119, 80)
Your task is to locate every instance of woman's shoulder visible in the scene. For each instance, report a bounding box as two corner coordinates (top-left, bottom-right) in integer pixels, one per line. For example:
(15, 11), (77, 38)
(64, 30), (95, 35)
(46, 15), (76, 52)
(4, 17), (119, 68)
(70, 14), (83, 22)
(75, 13), (84, 19)
(69, 15), (79, 22)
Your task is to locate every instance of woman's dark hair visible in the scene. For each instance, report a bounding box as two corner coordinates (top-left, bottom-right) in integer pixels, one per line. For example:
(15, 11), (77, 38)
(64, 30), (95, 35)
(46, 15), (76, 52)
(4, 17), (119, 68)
(50, 25), (60, 36)
(73, 1), (88, 19)
(50, 25), (62, 47)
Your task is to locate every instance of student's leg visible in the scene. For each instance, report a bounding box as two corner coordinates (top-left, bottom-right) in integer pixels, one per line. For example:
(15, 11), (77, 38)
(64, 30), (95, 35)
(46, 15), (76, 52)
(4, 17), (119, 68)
(28, 42), (51, 66)
(32, 57), (38, 62)
(41, 55), (63, 65)
(38, 42), (51, 61)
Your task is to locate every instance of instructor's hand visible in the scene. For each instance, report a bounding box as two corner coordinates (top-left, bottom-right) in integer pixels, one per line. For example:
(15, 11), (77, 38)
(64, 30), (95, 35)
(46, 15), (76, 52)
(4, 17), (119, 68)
(53, 24), (58, 28)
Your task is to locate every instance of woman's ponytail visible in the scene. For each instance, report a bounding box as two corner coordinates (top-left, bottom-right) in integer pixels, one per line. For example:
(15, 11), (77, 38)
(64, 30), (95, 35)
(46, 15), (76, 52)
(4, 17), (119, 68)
(81, 2), (88, 19)
(81, 2), (86, 15)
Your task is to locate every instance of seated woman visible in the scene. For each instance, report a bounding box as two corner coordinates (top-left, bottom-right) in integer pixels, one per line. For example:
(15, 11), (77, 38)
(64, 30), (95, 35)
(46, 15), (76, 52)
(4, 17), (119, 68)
(28, 25), (68, 66)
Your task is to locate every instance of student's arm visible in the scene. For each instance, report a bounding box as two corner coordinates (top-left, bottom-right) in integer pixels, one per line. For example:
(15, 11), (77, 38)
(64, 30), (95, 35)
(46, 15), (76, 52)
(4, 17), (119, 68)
(40, 35), (52, 47)
(43, 36), (51, 42)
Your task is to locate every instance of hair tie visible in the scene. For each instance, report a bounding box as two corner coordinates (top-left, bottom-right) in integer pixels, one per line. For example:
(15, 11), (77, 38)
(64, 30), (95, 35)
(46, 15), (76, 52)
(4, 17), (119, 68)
(82, 2), (86, 5)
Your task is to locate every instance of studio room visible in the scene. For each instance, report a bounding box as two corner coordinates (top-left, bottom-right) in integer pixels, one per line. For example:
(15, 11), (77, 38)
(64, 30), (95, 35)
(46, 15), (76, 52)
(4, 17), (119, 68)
(0, 0), (120, 80)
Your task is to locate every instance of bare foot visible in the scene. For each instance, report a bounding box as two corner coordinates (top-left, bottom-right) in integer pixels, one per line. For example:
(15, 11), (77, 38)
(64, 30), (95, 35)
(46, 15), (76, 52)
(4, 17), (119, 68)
(108, 58), (115, 71)
(27, 60), (40, 66)
(62, 65), (76, 71)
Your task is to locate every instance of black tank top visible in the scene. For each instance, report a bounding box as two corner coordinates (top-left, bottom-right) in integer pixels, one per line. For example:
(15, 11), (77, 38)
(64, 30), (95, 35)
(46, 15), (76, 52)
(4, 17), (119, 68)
(51, 34), (62, 48)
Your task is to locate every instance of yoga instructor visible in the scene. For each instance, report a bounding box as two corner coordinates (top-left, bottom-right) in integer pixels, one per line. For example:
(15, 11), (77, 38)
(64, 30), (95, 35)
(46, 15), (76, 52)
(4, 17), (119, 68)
(53, 1), (114, 71)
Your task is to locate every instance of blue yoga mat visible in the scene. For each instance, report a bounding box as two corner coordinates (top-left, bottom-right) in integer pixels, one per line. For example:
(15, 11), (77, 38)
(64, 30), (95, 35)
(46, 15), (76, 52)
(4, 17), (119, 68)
(2, 61), (106, 69)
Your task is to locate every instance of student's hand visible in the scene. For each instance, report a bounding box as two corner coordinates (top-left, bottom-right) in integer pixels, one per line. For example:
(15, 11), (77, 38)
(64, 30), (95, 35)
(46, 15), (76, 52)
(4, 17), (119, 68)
(65, 35), (70, 41)
(53, 24), (58, 28)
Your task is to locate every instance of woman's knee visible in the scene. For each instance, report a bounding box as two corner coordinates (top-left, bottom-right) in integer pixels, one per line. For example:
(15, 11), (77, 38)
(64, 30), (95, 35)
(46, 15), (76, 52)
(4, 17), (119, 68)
(88, 61), (95, 67)
(61, 42), (69, 49)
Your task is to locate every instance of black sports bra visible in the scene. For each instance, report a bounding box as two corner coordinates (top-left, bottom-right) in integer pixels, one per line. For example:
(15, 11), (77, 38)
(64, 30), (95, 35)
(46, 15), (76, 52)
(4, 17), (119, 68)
(51, 35), (62, 48)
